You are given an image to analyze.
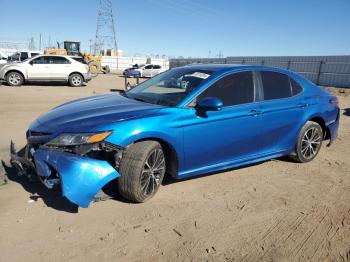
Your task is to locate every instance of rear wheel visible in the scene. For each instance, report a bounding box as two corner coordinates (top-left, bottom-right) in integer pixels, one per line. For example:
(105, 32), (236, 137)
(68, 73), (83, 87)
(118, 141), (166, 202)
(290, 121), (323, 163)
(6, 71), (24, 86)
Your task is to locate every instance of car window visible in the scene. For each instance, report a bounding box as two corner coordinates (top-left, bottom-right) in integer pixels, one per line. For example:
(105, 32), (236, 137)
(145, 65), (153, 69)
(290, 78), (303, 96)
(20, 52), (28, 61)
(261, 71), (291, 100)
(197, 71), (255, 107)
(153, 65), (161, 69)
(31, 56), (47, 64)
(51, 56), (70, 64)
(30, 53), (39, 57)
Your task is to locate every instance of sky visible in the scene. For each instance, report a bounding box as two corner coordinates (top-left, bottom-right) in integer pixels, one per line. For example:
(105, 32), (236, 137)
(0, 0), (349, 57)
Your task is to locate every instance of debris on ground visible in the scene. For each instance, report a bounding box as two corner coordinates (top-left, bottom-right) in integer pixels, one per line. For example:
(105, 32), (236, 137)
(173, 228), (182, 237)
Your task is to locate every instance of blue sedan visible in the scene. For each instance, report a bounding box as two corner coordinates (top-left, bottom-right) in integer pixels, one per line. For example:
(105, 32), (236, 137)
(11, 64), (339, 207)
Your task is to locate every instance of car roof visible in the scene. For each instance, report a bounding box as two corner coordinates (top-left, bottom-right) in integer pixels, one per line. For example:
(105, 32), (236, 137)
(182, 63), (291, 75)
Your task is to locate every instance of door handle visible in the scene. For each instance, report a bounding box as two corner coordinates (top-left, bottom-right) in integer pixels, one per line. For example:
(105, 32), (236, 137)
(247, 109), (261, 117)
(298, 102), (308, 109)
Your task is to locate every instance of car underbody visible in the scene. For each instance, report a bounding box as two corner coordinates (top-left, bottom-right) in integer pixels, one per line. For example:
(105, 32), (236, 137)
(10, 135), (124, 208)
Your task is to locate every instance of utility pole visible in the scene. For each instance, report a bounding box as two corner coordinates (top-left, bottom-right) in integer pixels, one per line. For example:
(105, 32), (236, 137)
(94, 0), (119, 69)
(89, 39), (93, 54)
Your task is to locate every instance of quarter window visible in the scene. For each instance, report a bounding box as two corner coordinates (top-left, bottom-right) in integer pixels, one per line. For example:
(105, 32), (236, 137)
(197, 71), (255, 107)
(153, 65), (161, 69)
(290, 78), (303, 96)
(145, 65), (153, 69)
(261, 71), (291, 100)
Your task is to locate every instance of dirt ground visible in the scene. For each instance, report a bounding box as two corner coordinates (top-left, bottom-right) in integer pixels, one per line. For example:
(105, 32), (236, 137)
(0, 75), (349, 262)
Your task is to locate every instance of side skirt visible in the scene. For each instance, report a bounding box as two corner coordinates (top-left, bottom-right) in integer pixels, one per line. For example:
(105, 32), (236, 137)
(177, 150), (289, 179)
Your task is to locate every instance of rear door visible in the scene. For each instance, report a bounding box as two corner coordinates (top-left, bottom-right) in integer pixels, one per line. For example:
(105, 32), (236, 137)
(49, 56), (72, 79)
(258, 71), (306, 153)
(152, 65), (161, 76)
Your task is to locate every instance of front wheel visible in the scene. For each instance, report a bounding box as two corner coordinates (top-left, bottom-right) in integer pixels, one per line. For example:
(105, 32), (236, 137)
(6, 71), (24, 86)
(290, 121), (323, 163)
(118, 141), (166, 202)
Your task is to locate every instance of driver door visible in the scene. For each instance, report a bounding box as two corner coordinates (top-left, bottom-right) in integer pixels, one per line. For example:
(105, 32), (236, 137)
(26, 56), (52, 80)
(181, 71), (264, 174)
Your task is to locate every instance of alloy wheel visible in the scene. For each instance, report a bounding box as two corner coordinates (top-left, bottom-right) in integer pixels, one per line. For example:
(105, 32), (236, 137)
(140, 149), (165, 197)
(301, 127), (322, 159)
(9, 73), (21, 85)
(71, 76), (82, 86)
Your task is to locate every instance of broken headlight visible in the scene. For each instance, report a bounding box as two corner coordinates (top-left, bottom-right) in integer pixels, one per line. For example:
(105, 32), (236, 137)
(46, 131), (112, 146)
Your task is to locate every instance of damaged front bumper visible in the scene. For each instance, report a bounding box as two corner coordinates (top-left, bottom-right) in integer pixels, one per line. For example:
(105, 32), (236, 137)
(11, 142), (120, 208)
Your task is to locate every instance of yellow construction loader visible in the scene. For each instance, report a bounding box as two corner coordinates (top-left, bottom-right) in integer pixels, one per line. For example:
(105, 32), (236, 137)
(45, 41), (110, 74)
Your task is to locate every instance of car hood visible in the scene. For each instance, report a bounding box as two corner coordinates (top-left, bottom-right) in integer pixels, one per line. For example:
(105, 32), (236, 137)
(30, 94), (162, 133)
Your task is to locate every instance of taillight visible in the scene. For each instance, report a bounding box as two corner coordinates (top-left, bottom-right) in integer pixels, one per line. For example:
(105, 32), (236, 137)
(329, 97), (339, 106)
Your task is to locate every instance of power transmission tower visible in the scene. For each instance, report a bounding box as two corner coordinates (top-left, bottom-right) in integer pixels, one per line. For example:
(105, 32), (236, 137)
(94, 0), (119, 68)
(28, 37), (36, 50)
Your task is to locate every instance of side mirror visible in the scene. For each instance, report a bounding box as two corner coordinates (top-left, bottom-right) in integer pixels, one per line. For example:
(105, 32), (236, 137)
(196, 97), (223, 111)
(29, 61), (34, 65)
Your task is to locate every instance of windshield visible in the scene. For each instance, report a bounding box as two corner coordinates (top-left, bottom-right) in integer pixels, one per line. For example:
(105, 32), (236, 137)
(124, 67), (213, 106)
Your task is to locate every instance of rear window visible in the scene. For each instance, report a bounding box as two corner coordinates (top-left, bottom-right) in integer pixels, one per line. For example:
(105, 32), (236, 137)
(153, 65), (161, 69)
(261, 71), (291, 100)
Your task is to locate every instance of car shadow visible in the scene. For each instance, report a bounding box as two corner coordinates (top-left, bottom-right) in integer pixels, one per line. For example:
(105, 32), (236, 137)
(1, 159), (79, 213)
(343, 108), (350, 117)
(1, 81), (86, 87)
(162, 156), (299, 186)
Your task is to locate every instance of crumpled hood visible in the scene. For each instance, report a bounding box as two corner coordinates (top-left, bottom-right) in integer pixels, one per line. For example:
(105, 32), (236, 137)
(30, 94), (162, 133)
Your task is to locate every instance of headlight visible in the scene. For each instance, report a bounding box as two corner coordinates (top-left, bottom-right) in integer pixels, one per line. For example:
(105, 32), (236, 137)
(47, 131), (112, 146)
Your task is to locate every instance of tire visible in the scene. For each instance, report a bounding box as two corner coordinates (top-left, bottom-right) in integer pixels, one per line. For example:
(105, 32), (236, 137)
(6, 71), (24, 86)
(118, 141), (166, 202)
(68, 73), (83, 87)
(88, 61), (101, 74)
(290, 121), (323, 163)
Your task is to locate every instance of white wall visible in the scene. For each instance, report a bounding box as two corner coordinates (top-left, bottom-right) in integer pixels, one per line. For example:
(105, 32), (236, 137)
(102, 56), (169, 74)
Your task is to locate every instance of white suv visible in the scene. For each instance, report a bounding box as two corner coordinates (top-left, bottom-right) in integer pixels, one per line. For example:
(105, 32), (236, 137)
(0, 55), (92, 87)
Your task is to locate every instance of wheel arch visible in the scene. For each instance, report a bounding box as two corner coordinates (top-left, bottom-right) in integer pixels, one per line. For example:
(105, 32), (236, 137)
(308, 116), (330, 140)
(132, 137), (179, 179)
(5, 69), (26, 80)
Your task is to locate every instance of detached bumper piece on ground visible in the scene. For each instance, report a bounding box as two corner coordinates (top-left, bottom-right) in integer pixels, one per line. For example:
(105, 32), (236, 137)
(10, 141), (120, 208)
